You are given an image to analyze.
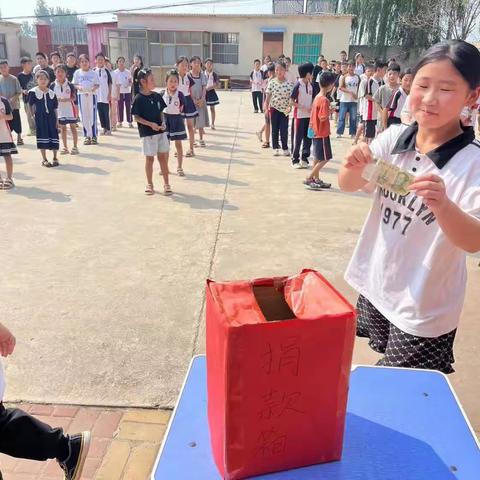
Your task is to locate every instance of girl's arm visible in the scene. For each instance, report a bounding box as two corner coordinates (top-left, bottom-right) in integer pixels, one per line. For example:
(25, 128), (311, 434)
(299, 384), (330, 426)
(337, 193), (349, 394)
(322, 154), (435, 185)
(134, 115), (161, 131)
(410, 175), (480, 253)
(0, 112), (13, 121)
(338, 75), (349, 93)
(264, 92), (272, 110)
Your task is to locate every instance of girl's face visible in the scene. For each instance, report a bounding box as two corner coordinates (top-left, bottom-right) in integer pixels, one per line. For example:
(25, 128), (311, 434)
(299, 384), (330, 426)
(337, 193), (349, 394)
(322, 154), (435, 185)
(134, 56), (142, 67)
(141, 73), (156, 91)
(347, 64), (354, 75)
(96, 56), (105, 68)
(118, 58), (125, 70)
(401, 73), (413, 93)
(55, 69), (66, 83)
(341, 65), (348, 74)
(166, 75), (179, 91)
(37, 74), (49, 88)
(254, 61), (261, 70)
(80, 57), (90, 70)
(205, 61), (213, 72)
(177, 60), (188, 75)
(276, 65), (286, 81)
(191, 60), (201, 72)
(387, 70), (399, 86)
(51, 55), (60, 65)
(409, 59), (480, 130)
(264, 56), (271, 64)
(67, 56), (76, 67)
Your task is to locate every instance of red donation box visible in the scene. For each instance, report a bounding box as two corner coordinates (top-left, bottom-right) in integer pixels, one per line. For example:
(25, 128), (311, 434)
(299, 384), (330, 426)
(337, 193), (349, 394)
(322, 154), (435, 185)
(206, 269), (357, 479)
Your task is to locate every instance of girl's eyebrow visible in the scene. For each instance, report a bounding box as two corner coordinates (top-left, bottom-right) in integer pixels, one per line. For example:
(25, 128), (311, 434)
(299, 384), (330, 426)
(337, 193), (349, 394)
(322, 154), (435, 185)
(416, 76), (457, 86)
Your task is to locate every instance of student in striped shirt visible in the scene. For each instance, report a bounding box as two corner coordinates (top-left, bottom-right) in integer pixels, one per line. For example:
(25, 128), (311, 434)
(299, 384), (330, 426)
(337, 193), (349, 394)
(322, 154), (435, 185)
(363, 61), (386, 142)
(386, 68), (413, 127)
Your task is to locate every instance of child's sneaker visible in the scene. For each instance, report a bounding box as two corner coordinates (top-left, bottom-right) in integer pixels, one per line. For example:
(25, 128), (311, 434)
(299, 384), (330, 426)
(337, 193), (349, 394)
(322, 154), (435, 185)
(91, 137), (98, 145)
(60, 148), (69, 155)
(300, 160), (309, 169)
(58, 431), (91, 480)
(274, 149), (280, 156)
(314, 179), (332, 189)
(336, 134), (343, 138)
(283, 149), (290, 156)
(84, 137), (91, 145)
(117, 123), (123, 128)
(128, 123), (134, 128)
(291, 162), (302, 169)
(306, 181), (324, 191)
(71, 147), (79, 155)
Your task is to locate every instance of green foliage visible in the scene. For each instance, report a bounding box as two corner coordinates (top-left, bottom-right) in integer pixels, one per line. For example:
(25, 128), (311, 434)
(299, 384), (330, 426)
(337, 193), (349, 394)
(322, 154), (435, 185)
(34, 0), (86, 28)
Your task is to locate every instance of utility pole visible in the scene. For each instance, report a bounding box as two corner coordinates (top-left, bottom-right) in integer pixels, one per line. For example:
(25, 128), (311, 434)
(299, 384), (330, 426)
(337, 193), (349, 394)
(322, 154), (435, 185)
(303, 0), (308, 14)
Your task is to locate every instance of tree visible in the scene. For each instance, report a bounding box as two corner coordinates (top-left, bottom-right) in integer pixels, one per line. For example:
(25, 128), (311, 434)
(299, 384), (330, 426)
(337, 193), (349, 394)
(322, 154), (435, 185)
(21, 22), (36, 38)
(34, 0), (86, 28)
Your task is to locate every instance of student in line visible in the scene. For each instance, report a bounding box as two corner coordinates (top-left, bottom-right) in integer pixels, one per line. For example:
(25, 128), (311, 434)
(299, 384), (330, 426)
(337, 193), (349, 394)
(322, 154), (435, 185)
(304, 71), (335, 190)
(0, 60), (23, 146)
(290, 62), (314, 169)
(363, 61), (386, 143)
(337, 61), (360, 139)
(285, 57), (297, 85)
(73, 54), (100, 145)
(205, 58), (220, 129)
(339, 40), (480, 373)
(354, 63), (374, 145)
(190, 56), (209, 146)
(0, 93), (17, 190)
(386, 68), (413, 127)
(65, 53), (78, 82)
(33, 52), (55, 83)
(176, 56), (198, 157)
(17, 57), (36, 136)
(265, 61), (293, 156)
(105, 58), (119, 131)
(50, 51), (62, 71)
(250, 59), (264, 113)
(131, 68), (171, 196)
(261, 55), (272, 73)
(131, 54), (143, 98)
(51, 64), (79, 155)
(374, 62), (401, 132)
(28, 70), (60, 167)
(162, 69), (187, 176)
(93, 52), (112, 136)
(114, 56), (133, 128)
(0, 320), (91, 479)
(256, 63), (275, 149)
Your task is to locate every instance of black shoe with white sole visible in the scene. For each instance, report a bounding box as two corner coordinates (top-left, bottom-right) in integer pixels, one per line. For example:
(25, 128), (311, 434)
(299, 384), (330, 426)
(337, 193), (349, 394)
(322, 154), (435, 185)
(58, 431), (91, 480)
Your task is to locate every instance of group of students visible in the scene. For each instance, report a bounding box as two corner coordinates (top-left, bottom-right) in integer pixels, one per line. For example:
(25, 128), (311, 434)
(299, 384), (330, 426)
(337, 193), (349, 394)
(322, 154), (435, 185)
(0, 51), (222, 194)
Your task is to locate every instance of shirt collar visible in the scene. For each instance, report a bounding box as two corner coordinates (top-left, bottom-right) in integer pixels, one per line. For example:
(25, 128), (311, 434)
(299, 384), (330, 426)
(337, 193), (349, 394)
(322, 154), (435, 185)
(391, 122), (476, 169)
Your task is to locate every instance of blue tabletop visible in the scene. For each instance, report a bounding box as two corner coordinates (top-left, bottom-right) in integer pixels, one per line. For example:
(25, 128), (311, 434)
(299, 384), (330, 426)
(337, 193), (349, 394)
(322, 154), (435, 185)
(152, 356), (480, 480)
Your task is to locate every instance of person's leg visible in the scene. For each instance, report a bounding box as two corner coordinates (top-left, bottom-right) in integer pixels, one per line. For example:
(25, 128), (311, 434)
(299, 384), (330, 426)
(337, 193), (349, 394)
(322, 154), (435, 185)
(104, 103), (111, 132)
(70, 124), (78, 148)
(61, 126), (68, 150)
(78, 95), (90, 138)
(14, 110), (23, 142)
(270, 108), (280, 150)
(301, 120), (312, 163)
(291, 117), (298, 161)
(252, 92), (258, 111)
(4, 155), (13, 179)
(199, 127), (204, 141)
(337, 102), (347, 135)
(125, 93), (133, 125)
(186, 118), (195, 153)
(97, 103), (106, 131)
(145, 156), (154, 186)
(280, 114), (289, 151)
(349, 102), (358, 136)
(157, 152), (169, 186)
(175, 140), (183, 170)
(0, 404), (69, 461)
(265, 112), (271, 144)
(110, 100), (118, 130)
(92, 96), (98, 140)
(40, 149), (48, 163)
(117, 95), (124, 124)
(210, 106), (216, 127)
(24, 102), (36, 134)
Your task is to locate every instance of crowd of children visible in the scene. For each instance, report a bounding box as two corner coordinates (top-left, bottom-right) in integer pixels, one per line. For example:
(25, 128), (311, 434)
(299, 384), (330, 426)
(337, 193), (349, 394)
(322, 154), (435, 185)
(0, 52), (221, 193)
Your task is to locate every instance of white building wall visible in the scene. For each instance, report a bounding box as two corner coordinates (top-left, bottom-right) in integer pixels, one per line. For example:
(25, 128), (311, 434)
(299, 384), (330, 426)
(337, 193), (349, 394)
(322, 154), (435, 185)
(0, 22), (22, 68)
(117, 14), (352, 77)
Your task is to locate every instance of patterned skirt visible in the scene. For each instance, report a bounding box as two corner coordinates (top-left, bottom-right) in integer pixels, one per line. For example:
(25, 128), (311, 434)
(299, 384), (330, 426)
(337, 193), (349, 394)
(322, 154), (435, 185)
(0, 142), (18, 156)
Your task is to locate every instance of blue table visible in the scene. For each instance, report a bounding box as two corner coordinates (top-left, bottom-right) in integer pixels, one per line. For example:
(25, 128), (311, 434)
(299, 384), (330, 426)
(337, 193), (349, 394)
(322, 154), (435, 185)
(151, 355), (480, 479)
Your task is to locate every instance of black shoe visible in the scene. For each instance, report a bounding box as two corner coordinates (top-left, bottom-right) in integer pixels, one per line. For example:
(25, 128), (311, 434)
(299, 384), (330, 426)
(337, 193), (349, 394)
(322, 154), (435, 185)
(254, 110), (258, 113)
(91, 137), (98, 145)
(52, 160), (59, 167)
(58, 432), (91, 480)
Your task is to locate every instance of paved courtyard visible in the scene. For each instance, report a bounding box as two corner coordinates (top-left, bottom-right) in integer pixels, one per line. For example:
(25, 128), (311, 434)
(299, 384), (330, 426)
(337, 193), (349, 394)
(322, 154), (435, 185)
(1, 90), (479, 477)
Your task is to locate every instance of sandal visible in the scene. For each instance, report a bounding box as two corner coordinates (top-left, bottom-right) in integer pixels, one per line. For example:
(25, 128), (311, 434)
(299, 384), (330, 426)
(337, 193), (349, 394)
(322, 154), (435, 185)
(145, 184), (154, 195)
(42, 159), (52, 168)
(261, 142), (270, 148)
(60, 148), (69, 155)
(52, 159), (59, 167)
(199, 140), (206, 147)
(71, 147), (79, 155)
(17, 138), (24, 146)
(177, 168), (185, 177)
(185, 150), (194, 157)
(2, 178), (14, 190)
(211, 125), (216, 130)
(164, 184), (173, 196)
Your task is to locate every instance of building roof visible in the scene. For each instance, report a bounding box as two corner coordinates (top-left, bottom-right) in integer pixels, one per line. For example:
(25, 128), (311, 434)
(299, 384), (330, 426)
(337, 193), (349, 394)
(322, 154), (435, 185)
(116, 11), (354, 19)
(0, 20), (22, 28)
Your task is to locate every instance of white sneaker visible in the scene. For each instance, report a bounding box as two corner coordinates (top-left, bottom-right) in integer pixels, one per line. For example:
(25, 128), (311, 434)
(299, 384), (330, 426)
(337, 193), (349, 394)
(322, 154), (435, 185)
(283, 149), (290, 156)
(300, 161), (309, 169)
(291, 162), (302, 169)
(336, 134), (343, 138)
(274, 149), (281, 156)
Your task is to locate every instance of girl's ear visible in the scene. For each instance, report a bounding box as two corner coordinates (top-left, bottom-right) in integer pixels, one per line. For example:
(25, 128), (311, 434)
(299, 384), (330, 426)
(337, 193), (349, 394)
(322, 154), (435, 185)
(466, 86), (480, 107)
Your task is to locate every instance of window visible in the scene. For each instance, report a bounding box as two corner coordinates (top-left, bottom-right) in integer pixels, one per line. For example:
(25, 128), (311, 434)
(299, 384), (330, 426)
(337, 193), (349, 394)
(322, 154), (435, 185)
(0, 34), (7, 59)
(212, 32), (239, 64)
(292, 33), (322, 64)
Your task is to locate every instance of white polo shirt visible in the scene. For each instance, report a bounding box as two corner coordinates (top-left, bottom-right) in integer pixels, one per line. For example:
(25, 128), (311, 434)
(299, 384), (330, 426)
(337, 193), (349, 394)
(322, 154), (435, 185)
(114, 69), (132, 94)
(93, 67), (112, 103)
(250, 70), (264, 93)
(290, 79), (313, 119)
(345, 123), (480, 338)
(72, 69), (100, 95)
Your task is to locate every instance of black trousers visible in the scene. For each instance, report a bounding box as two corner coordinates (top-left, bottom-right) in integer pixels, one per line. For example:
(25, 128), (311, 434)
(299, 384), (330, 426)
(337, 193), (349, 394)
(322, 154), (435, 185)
(0, 403), (68, 461)
(270, 108), (289, 150)
(97, 102), (111, 131)
(291, 117), (312, 162)
(8, 109), (22, 135)
(252, 91), (263, 112)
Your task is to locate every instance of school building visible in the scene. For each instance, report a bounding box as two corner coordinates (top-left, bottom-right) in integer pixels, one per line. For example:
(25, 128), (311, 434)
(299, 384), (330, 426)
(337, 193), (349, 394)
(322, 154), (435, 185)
(114, 12), (353, 85)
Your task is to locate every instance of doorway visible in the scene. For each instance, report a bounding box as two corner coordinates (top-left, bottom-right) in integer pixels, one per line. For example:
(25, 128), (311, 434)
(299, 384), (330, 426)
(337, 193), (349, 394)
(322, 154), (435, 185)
(262, 32), (284, 61)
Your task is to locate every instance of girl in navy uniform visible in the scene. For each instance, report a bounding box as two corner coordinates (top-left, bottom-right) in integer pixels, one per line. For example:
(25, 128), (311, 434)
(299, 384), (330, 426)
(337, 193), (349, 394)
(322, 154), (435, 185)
(162, 69), (187, 177)
(204, 58), (219, 130)
(339, 40), (480, 373)
(28, 70), (60, 167)
(176, 56), (197, 157)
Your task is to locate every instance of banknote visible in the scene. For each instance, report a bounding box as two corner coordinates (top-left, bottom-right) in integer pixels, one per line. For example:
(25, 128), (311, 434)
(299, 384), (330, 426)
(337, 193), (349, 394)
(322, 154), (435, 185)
(362, 159), (415, 196)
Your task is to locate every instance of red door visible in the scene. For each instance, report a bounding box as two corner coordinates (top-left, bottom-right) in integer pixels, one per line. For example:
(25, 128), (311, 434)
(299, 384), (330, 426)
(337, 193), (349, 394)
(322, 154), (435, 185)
(263, 33), (284, 61)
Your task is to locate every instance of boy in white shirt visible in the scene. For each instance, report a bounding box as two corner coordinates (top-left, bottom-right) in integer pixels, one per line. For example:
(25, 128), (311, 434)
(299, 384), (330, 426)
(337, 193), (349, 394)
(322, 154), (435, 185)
(114, 56), (133, 128)
(73, 54), (100, 145)
(250, 59), (264, 113)
(93, 52), (112, 135)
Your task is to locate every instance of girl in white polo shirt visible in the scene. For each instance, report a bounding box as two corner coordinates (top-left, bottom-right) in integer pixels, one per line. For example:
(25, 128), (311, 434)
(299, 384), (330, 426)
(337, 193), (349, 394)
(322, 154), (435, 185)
(339, 40), (480, 374)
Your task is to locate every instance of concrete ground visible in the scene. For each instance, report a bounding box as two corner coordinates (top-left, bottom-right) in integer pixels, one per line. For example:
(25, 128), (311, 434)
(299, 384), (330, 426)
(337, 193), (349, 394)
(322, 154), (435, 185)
(2, 91), (479, 443)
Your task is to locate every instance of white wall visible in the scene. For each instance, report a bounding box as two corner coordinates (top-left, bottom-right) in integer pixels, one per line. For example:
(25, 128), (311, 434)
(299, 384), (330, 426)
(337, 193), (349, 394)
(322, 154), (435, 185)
(0, 23), (22, 68)
(117, 14), (352, 77)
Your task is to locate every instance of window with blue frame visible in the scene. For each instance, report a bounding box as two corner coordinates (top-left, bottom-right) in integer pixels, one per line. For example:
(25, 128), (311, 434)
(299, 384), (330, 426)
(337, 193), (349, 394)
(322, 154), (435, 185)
(292, 33), (323, 64)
